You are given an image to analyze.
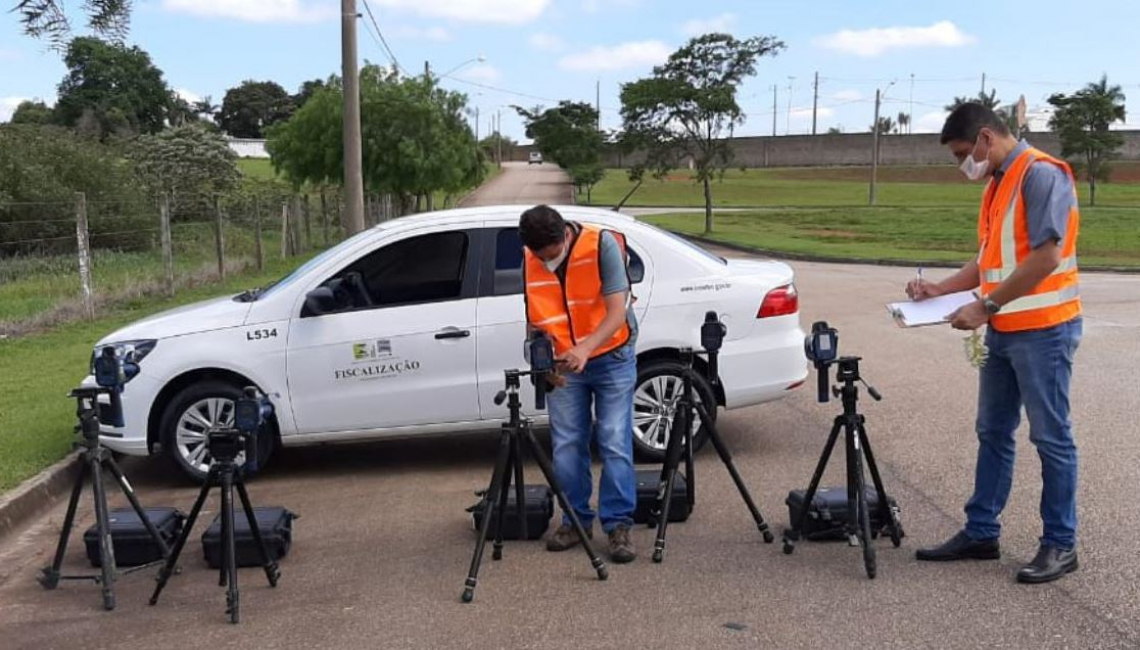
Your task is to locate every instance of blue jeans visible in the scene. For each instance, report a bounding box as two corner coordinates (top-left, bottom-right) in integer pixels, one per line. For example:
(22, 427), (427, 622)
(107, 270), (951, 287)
(546, 345), (637, 533)
(965, 317), (1082, 550)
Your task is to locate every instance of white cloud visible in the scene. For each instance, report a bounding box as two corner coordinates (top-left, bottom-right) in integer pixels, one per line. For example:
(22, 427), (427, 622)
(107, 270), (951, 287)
(831, 90), (862, 102)
(559, 40), (670, 72)
(455, 64), (502, 84)
(814, 21), (975, 57)
(391, 25), (452, 41)
(582, 0), (639, 13)
(375, 0), (550, 24)
(681, 13), (737, 36)
(175, 88), (202, 104)
(162, 0), (334, 22)
(786, 106), (835, 133)
(529, 32), (565, 52)
(914, 110), (950, 134)
(1, 97), (28, 122)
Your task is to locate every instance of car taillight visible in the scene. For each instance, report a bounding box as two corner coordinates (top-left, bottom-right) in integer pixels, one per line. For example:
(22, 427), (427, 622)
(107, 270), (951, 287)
(758, 284), (798, 318)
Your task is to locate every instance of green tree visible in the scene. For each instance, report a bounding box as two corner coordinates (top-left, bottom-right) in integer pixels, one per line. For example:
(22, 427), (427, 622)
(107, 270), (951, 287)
(515, 101), (605, 199)
(131, 124), (241, 214)
(294, 79), (330, 110)
(53, 37), (172, 138)
(620, 33), (785, 232)
(10, 100), (53, 124)
(946, 89), (1001, 112)
(218, 80), (296, 138)
(826, 126), (843, 134)
(12, 0), (131, 46)
(869, 116), (896, 135)
(1047, 75), (1127, 206)
(479, 131), (518, 162)
(897, 112), (910, 135)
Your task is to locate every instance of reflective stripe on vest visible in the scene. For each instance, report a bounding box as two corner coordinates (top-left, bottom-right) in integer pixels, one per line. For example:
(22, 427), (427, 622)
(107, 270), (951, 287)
(977, 146), (1081, 332)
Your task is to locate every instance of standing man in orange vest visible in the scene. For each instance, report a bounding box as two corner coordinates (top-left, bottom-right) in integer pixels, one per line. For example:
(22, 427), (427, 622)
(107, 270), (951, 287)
(519, 205), (639, 563)
(910, 104), (1082, 584)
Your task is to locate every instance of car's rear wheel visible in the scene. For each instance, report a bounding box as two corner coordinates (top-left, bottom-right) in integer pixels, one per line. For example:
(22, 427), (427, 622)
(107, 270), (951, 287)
(159, 379), (276, 483)
(632, 359), (714, 463)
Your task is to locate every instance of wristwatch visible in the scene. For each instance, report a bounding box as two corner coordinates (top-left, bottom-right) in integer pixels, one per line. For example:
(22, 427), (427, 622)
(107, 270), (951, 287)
(982, 298), (1002, 315)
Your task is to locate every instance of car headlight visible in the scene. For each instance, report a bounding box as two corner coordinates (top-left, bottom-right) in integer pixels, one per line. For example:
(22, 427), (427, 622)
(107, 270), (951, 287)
(90, 340), (158, 374)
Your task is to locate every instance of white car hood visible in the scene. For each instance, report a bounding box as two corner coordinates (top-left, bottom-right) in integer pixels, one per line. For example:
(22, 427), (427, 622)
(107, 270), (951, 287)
(98, 295), (253, 344)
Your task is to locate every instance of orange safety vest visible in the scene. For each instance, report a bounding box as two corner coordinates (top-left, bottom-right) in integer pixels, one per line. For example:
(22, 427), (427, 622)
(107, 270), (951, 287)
(977, 146), (1081, 332)
(524, 223), (632, 359)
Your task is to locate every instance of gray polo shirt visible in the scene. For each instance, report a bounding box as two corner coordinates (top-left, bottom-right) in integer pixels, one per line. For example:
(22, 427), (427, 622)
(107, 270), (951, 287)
(993, 140), (1075, 249)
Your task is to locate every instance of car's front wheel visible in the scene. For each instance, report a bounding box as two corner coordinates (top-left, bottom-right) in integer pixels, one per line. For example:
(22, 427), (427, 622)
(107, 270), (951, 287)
(158, 379), (277, 483)
(632, 359), (715, 463)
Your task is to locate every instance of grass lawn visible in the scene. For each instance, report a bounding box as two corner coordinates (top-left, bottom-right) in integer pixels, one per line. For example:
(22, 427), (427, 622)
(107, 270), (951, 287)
(643, 206), (1140, 268)
(582, 165), (1140, 209)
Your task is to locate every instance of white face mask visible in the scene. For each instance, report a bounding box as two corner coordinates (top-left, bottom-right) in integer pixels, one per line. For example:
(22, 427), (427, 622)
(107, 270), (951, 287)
(543, 244), (568, 272)
(959, 135), (991, 181)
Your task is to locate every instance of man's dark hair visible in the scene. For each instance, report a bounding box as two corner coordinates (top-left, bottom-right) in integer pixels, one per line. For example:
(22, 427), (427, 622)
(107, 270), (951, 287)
(519, 205), (566, 250)
(940, 103), (1011, 144)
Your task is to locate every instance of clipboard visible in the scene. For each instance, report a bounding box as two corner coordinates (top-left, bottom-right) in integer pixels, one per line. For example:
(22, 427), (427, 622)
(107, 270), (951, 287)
(886, 291), (978, 328)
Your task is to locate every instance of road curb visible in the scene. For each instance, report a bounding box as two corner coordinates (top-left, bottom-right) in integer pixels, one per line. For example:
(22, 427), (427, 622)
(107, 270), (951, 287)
(674, 232), (1140, 274)
(0, 451), (80, 542)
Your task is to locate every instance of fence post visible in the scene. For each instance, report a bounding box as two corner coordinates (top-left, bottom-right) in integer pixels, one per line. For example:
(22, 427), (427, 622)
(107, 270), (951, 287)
(320, 191), (329, 246)
(280, 201), (289, 258)
(290, 194), (301, 255)
(75, 192), (95, 319)
(213, 195), (226, 278)
(254, 195), (264, 271)
(302, 194), (312, 250)
(159, 194), (174, 297)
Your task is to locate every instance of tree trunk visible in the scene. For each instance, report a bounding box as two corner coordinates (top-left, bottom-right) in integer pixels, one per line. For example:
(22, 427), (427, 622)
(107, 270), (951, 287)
(702, 176), (713, 234)
(1089, 176), (1096, 207)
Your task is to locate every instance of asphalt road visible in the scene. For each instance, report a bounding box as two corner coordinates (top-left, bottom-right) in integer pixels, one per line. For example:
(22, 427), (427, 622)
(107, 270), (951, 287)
(460, 161), (573, 206)
(1, 166), (1138, 649)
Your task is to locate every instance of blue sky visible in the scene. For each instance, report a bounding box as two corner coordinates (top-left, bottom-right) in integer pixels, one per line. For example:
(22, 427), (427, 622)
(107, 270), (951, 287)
(3, 0), (1139, 140)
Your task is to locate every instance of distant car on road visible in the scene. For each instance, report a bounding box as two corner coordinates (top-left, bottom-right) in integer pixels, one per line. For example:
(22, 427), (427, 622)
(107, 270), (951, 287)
(528, 151), (543, 165)
(85, 206), (807, 482)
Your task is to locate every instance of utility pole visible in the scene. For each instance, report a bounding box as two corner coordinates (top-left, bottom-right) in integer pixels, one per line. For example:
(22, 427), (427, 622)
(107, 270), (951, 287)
(909, 73), (915, 135)
(981, 72), (986, 96)
(425, 60), (431, 78)
(596, 79), (601, 130)
(870, 88), (882, 206)
(786, 76), (795, 135)
(496, 109), (502, 168)
(475, 105), (480, 142)
(341, 0), (365, 234)
(771, 85), (777, 137)
(811, 71), (819, 136)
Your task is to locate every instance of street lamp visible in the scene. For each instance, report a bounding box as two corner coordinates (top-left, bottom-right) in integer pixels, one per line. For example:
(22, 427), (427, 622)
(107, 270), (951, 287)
(439, 55), (487, 79)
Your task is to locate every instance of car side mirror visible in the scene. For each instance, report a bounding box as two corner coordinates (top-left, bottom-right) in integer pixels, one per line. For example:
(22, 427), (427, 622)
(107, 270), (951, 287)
(303, 286), (338, 317)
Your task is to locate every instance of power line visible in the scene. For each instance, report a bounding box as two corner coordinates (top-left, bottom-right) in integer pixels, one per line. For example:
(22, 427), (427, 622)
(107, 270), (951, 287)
(360, 0), (404, 75)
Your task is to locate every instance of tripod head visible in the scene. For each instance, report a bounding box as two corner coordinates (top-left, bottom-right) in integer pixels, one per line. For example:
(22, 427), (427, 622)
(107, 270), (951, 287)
(206, 387), (273, 473)
(804, 322), (881, 405)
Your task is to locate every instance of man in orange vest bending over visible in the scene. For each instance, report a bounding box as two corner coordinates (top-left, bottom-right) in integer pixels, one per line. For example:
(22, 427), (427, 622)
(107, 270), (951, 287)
(910, 104), (1082, 584)
(520, 205), (639, 563)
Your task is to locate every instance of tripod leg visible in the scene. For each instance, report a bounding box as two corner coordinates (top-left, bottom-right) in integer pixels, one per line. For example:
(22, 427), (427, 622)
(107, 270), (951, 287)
(523, 428), (608, 581)
(851, 430), (876, 579)
(652, 401), (689, 562)
(151, 473), (213, 606)
(857, 421), (903, 546)
(236, 479), (280, 587)
(783, 417), (844, 554)
(493, 438), (514, 562)
(40, 460), (88, 590)
(511, 434), (528, 542)
(695, 403), (774, 543)
(90, 456), (117, 610)
(107, 457), (171, 558)
(461, 429), (512, 603)
(221, 469), (240, 623)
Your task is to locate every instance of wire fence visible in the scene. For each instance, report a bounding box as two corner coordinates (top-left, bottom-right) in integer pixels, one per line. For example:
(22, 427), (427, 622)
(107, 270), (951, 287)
(0, 189), (404, 330)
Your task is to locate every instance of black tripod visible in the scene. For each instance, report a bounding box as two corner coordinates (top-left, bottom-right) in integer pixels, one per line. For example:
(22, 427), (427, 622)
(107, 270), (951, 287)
(652, 345), (775, 563)
(461, 369), (608, 603)
(39, 387), (172, 611)
(149, 426), (279, 623)
(782, 356), (902, 579)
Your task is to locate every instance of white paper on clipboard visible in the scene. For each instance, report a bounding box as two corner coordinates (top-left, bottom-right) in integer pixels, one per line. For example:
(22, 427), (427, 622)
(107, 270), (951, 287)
(886, 291), (978, 328)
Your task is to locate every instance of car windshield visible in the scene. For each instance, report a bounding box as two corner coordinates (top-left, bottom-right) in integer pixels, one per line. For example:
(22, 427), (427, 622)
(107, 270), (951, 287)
(254, 227), (380, 299)
(637, 221), (726, 265)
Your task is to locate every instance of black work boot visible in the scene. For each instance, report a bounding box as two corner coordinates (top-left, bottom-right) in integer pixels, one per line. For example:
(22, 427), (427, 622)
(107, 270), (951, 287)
(546, 523), (592, 552)
(915, 531), (1001, 562)
(1017, 545), (1078, 584)
(608, 524), (636, 564)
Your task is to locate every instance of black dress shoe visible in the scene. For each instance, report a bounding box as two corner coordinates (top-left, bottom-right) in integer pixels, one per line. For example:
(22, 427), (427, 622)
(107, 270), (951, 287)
(915, 531), (1000, 562)
(1017, 546), (1078, 584)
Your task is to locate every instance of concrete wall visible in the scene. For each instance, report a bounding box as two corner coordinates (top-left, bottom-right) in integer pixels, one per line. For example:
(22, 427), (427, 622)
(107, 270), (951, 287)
(509, 131), (1140, 167)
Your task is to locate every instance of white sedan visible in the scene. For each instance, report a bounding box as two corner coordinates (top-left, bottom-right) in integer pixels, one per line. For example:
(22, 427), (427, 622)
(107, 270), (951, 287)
(88, 206), (808, 481)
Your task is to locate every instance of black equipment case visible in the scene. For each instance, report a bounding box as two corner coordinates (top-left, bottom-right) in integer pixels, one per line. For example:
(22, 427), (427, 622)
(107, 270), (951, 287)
(633, 469), (691, 524)
(785, 487), (902, 541)
(83, 507), (184, 567)
(201, 506), (296, 568)
(468, 485), (553, 540)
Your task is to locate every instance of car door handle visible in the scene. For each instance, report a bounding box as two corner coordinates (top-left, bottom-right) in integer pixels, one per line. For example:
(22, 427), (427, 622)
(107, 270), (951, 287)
(434, 328), (471, 340)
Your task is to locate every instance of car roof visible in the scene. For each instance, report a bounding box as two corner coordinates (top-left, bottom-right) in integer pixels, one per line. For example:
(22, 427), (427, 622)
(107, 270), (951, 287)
(374, 204), (635, 234)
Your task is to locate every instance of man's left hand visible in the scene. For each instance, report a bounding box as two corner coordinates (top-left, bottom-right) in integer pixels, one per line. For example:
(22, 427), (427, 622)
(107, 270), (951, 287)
(948, 300), (989, 330)
(557, 343), (592, 373)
